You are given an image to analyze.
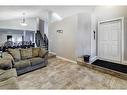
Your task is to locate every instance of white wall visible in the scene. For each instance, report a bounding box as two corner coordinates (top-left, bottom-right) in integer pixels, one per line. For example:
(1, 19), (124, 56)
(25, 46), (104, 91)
(49, 15), (77, 61)
(0, 18), (37, 31)
(49, 13), (93, 61)
(39, 19), (44, 37)
(76, 13), (92, 57)
(91, 13), (96, 58)
(44, 20), (49, 37)
(49, 6), (127, 62)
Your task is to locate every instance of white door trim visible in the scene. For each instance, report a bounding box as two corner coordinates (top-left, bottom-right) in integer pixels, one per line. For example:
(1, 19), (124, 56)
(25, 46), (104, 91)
(98, 17), (124, 64)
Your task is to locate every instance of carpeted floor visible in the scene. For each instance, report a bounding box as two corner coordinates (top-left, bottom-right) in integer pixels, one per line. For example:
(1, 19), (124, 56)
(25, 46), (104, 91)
(18, 58), (127, 89)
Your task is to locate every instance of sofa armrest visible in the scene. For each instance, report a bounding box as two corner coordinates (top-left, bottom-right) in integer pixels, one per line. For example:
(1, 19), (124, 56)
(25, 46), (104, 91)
(0, 68), (17, 82)
(42, 51), (48, 66)
(44, 51), (48, 61)
(39, 48), (49, 59)
(43, 51), (48, 58)
(0, 77), (19, 89)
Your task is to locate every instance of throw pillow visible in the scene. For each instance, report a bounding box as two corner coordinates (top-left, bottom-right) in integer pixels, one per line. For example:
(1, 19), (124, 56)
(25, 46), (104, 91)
(20, 48), (32, 60)
(8, 49), (21, 61)
(0, 59), (12, 70)
(39, 48), (48, 58)
(32, 48), (40, 57)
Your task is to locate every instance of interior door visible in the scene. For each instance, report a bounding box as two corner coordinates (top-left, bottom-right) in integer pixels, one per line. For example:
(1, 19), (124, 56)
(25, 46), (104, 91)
(98, 20), (121, 63)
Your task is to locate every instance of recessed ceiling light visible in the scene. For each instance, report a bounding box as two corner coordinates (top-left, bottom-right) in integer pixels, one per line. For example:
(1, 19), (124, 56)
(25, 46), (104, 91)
(52, 12), (62, 21)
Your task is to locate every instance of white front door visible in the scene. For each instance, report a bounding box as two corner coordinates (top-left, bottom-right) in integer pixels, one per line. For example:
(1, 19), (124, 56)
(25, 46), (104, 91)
(98, 19), (122, 63)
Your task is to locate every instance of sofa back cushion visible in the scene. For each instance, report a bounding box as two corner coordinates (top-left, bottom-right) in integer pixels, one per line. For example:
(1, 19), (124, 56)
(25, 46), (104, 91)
(20, 48), (32, 60)
(39, 48), (48, 58)
(8, 49), (21, 61)
(32, 48), (40, 57)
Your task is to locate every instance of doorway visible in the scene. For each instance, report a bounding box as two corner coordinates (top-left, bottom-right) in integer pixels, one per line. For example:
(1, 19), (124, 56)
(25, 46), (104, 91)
(98, 17), (124, 64)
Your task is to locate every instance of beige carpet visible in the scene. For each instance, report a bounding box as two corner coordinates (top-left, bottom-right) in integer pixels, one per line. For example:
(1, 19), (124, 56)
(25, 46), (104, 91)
(18, 58), (127, 89)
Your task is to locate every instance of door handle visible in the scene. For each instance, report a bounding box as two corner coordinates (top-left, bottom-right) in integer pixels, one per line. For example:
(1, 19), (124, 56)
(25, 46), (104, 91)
(93, 30), (96, 40)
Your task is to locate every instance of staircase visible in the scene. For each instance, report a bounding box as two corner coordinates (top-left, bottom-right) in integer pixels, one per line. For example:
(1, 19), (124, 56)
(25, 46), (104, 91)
(35, 31), (48, 50)
(35, 30), (56, 59)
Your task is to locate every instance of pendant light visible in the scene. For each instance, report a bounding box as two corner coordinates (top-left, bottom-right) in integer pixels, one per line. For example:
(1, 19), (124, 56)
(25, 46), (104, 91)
(20, 12), (27, 26)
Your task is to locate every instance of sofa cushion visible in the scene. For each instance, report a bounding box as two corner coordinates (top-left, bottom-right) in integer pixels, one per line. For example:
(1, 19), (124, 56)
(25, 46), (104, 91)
(20, 48), (32, 60)
(0, 59), (12, 70)
(0, 69), (17, 82)
(32, 48), (40, 57)
(8, 49), (21, 61)
(39, 48), (48, 58)
(0, 77), (19, 89)
(29, 57), (44, 66)
(0, 69), (6, 75)
(14, 60), (31, 69)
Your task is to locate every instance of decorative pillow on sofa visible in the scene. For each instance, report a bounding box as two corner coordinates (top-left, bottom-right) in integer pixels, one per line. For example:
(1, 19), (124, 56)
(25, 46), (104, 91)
(0, 59), (12, 70)
(20, 48), (32, 60)
(3, 52), (14, 62)
(39, 48), (48, 58)
(32, 48), (40, 57)
(8, 49), (21, 61)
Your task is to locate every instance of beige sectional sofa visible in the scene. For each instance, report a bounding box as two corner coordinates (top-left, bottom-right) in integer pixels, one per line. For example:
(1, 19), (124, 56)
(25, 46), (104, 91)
(8, 47), (48, 75)
(0, 47), (48, 89)
(0, 52), (19, 89)
(0, 68), (19, 89)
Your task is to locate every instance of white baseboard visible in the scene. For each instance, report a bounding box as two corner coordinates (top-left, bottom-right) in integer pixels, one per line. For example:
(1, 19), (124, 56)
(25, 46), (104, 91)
(49, 52), (56, 55)
(56, 56), (77, 64)
(123, 60), (127, 65)
(90, 56), (97, 63)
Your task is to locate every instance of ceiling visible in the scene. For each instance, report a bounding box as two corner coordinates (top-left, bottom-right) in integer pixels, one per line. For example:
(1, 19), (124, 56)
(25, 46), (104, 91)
(0, 6), (95, 21)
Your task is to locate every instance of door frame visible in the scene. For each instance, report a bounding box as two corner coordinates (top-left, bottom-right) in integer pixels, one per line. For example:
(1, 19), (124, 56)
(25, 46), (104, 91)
(98, 17), (124, 64)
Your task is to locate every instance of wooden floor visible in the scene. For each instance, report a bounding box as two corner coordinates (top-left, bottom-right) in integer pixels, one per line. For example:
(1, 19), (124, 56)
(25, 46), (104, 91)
(18, 58), (127, 89)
